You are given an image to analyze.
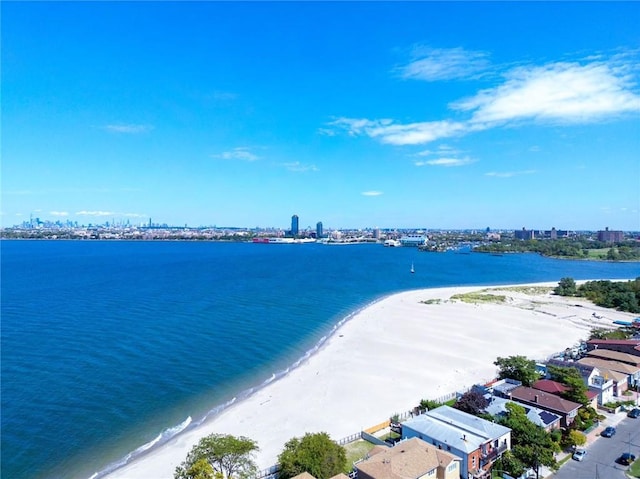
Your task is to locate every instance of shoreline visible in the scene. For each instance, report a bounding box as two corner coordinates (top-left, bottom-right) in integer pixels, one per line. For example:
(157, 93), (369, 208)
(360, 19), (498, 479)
(99, 281), (637, 479)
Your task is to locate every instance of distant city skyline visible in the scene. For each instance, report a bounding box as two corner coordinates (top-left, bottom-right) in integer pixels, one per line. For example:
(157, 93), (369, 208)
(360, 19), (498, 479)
(5, 212), (635, 236)
(2, 2), (639, 230)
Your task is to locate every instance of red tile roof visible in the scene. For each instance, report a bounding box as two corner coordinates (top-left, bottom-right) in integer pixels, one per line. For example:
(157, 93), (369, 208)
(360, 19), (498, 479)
(533, 379), (570, 394)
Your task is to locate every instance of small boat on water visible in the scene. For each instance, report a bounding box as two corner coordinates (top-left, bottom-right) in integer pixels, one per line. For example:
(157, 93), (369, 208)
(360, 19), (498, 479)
(410, 262), (415, 274)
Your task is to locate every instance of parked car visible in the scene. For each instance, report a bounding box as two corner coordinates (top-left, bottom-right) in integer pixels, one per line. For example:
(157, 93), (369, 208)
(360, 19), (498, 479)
(628, 408), (640, 418)
(572, 449), (587, 461)
(601, 426), (616, 437)
(618, 453), (636, 465)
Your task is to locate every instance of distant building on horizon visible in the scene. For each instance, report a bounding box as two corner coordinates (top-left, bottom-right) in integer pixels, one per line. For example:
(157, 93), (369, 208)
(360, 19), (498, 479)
(514, 227), (571, 240)
(291, 214), (299, 237)
(598, 227), (624, 243)
(316, 221), (323, 239)
(514, 227), (535, 240)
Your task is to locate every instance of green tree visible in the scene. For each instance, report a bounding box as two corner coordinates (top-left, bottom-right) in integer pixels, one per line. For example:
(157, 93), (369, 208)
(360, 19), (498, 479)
(497, 403), (558, 477)
(546, 365), (588, 406)
(567, 430), (586, 449)
(493, 450), (526, 478)
(419, 399), (443, 411)
(494, 356), (539, 386)
(454, 390), (489, 416)
(174, 434), (258, 479)
(554, 277), (577, 296)
(277, 432), (347, 479)
(175, 458), (218, 479)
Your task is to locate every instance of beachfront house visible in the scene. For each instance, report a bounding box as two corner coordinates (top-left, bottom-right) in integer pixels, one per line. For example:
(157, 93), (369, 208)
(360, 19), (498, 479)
(532, 379), (599, 410)
(577, 356), (639, 395)
(483, 395), (561, 432)
(355, 437), (461, 479)
(587, 348), (640, 368)
(587, 339), (640, 356)
(480, 378), (523, 399)
(400, 406), (511, 479)
(507, 386), (581, 428)
(543, 359), (614, 406)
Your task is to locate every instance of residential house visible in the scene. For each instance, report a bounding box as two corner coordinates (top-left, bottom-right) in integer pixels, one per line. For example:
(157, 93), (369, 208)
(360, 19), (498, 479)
(586, 339), (640, 356)
(483, 395), (561, 432)
(401, 406), (511, 479)
(532, 379), (598, 409)
(544, 359), (614, 405)
(508, 386), (582, 427)
(355, 437), (461, 479)
(577, 356), (640, 393)
(587, 348), (640, 368)
(481, 378), (522, 398)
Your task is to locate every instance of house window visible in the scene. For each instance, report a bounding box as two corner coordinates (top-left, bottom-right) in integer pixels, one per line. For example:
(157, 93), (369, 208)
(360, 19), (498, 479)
(472, 456), (476, 468)
(447, 463), (457, 472)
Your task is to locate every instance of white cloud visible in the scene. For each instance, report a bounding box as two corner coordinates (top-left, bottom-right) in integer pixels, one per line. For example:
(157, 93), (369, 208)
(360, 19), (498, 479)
(104, 124), (153, 134)
(328, 117), (467, 145)
(398, 46), (491, 81)
(329, 53), (640, 147)
(50, 211), (69, 216)
(485, 170), (536, 178)
(212, 147), (260, 161)
(453, 60), (640, 125)
(362, 191), (383, 196)
(416, 157), (476, 167)
(281, 162), (318, 172)
(416, 145), (464, 157)
(327, 118), (394, 136)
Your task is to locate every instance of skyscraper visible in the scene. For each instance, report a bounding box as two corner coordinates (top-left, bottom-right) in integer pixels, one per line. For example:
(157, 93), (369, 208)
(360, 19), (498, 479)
(291, 214), (299, 237)
(316, 221), (323, 239)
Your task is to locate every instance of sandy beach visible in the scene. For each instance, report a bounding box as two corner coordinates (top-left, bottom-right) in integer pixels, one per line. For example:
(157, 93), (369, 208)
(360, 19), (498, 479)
(102, 281), (637, 479)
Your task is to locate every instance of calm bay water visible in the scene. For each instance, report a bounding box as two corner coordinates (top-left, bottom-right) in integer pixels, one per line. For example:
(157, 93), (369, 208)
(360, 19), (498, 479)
(2, 240), (638, 479)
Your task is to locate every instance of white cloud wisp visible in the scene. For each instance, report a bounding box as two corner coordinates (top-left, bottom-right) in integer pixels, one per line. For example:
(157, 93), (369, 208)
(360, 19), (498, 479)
(398, 46), (491, 81)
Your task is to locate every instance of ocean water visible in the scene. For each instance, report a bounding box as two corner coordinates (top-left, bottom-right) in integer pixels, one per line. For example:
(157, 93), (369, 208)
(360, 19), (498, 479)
(1, 240), (638, 479)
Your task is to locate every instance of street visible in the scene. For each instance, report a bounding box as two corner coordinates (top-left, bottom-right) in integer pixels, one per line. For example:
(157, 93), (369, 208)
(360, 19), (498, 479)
(550, 415), (639, 479)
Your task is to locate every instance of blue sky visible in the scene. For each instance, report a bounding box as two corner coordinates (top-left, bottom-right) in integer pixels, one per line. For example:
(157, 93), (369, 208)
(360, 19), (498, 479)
(2, 1), (639, 230)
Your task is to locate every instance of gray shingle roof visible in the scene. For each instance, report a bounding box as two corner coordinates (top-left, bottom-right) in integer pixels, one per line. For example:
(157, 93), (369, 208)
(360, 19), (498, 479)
(401, 406), (510, 454)
(484, 396), (561, 428)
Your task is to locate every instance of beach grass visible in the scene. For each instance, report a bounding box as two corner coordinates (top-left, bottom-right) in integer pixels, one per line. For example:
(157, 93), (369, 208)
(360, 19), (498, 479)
(497, 286), (554, 295)
(450, 292), (507, 304)
(420, 298), (441, 305)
